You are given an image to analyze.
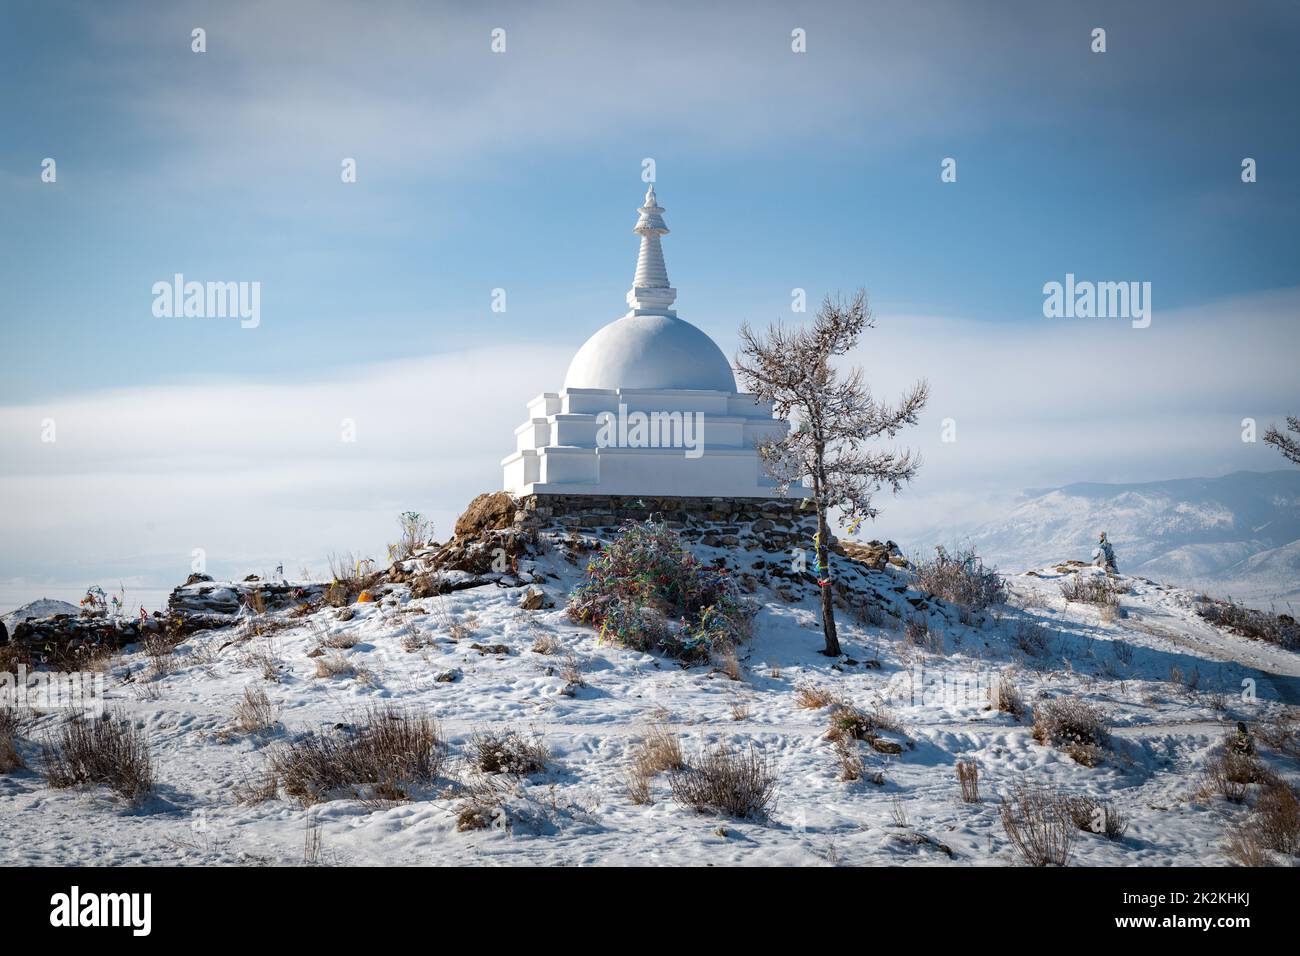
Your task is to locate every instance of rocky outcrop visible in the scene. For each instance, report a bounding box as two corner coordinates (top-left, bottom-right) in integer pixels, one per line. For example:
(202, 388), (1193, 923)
(454, 492), (517, 538)
(167, 580), (327, 616)
(838, 539), (909, 571)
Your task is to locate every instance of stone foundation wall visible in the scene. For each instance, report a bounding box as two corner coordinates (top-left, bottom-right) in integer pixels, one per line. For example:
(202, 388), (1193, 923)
(514, 493), (822, 554)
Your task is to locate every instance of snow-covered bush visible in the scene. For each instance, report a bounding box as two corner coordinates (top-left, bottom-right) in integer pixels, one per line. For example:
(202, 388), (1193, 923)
(468, 726), (549, 776)
(912, 546), (1006, 612)
(1032, 696), (1111, 766)
(567, 520), (754, 661)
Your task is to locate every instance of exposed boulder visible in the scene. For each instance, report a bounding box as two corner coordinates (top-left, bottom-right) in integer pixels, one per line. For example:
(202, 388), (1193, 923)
(519, 586), (550, 610)
(838, 539), (908, 571)
(454, 492), (518, 539)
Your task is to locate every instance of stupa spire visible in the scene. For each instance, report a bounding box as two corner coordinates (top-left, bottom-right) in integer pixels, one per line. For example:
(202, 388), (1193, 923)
(626, 183), (677, 316)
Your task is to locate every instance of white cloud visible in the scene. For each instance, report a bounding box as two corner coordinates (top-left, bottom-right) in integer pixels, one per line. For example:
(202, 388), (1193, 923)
(2, 289), (1295, 595)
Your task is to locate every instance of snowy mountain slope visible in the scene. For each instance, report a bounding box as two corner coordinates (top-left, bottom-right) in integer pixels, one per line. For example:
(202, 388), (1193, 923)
(1, 531), (1297, 867)
(945, 471), (1300, 609)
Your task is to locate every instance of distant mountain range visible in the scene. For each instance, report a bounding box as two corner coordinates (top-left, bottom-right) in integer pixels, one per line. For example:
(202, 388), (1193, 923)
(942, 471), (1300, 611)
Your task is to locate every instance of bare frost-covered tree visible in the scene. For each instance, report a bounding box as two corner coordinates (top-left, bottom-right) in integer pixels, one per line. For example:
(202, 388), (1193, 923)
(736, 291), (929, 656)
(1264, 416), (1300, 465)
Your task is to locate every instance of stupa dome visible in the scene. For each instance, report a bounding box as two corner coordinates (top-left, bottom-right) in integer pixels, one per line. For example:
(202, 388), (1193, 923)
(500, 182), (808, 500)
(563, 313), (737, 392)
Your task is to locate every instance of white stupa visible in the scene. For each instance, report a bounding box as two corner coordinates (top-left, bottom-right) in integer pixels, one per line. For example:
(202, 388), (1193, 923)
(502, 184), (807, 500)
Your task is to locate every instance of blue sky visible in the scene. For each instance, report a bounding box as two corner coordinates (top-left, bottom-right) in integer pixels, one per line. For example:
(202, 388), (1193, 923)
(2, 0), (1298, 601)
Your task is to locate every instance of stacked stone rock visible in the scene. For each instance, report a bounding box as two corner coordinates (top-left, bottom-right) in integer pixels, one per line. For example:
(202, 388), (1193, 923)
(513, 493), (822, 554)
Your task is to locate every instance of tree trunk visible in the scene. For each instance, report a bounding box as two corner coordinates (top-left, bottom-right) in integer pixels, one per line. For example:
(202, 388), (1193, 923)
(815, 501), (840, 657)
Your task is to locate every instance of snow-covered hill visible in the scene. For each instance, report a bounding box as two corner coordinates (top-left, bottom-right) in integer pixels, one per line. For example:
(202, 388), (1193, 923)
(2, 598), (80, 633)
(1, 528), (1297, 867)
(947, 471), (1300, 610)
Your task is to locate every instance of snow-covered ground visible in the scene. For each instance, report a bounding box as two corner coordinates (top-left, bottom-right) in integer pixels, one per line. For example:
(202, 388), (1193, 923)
(2, 534), (1297, 867)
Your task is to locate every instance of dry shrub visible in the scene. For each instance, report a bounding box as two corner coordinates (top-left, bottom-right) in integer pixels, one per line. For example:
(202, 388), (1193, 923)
(270, 705), (445, 805)
(313, 654), (355, 679)
(913, 545), (1006, 611)
(531, 633), (562, 655)
(1195, 597), (1298, 650)
(1059, 794), (1128, 840)
(141, 630), (184, 678)
(456, 775), (510, 831)
(669, 743), (777, 820)
(833, 736), (864, 782)
(1199, 746), (1274, 804)
(1032, 696), (1110, 766)
(956, 759), (979, 803)
(826, 701), (901, 744)
(1257, 709), (1300, 763)
(1059, 573), (1121, 610)
(566, 519), (755, 661)
(1012, 621), (1050, 657)
(1251, 780), (1300, 854)
(0, 707), (24, 772)
(232, 686), (280, 734)
(795, 683), (836, 709)
(232, 767), (280, 805)
(1223, 821), (1272, 867)
(321, 631), (358, 650)
(468, 726), (549, 776)
(1000, 785), (1074, 867)
(42, 712), (154, 801)
(627, 723), (684, 802)
(990, 673), (1027, 721)
(559, 653), (586, 689)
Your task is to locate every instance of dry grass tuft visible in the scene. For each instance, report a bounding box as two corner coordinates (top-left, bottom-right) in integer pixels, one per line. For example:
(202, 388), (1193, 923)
(0, 707), (24, 772)
(1198, 744), (1275, 804)
(990, 673), (1027, 721)
(1059, 573), (1121, 611)
(795, 683), (837, 710)
(231, 767), (280, 805)
(313, 654), (356, 679)
(42, 712), (154, 801)
(1059, 793), (1128, 840)
(270, 705), (445, 806)
(826, 701), (902, 744)
(956, 759), (979, 803)
(625, 722), (685, 803)
(833, 736), (864, 782)
(999, 785), (1074, 866)
(232, 686), (281, 734)
(530, 633), (562, 655)
(669, 743), (777, 820)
